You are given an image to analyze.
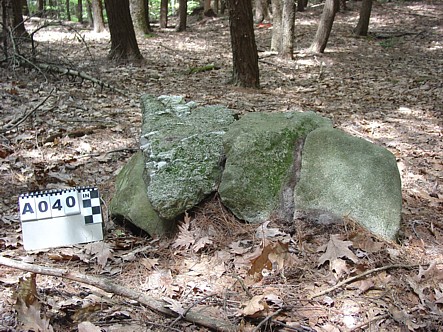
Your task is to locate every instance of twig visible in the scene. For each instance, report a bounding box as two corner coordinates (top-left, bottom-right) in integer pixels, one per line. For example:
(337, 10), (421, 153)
(169, 293), (217, 327)
(0, 255), (236, 332)
(309, 264), (423, 299)
(0, 88), (54, 133)
(252, 309), (282, 332)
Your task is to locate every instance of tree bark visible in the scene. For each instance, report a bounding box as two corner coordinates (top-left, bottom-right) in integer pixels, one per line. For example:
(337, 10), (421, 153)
(21, 0), (29, 15)
(270, 0), (282, 52)
(255, 0), (269, 23)
(65, 0), (70, 20)
(159, 0), (168, 28)
(280, 0), (295, 59)
(308, 0), (338, 53)
(91, 0), (105, 32)
(354, 0), (372, 36)
(77, 0), (83, 23)
(104, 0), (143, 62)
(130, 0), (151, 35)
(176, 0), (187, 32)
(226, 0), (259, 88)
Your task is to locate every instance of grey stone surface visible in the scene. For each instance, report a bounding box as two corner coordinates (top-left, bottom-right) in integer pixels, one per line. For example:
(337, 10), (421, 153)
(140, 95), (236, 220)
(109, 151), (172, 236)
(218, 112), (332, 223)
(294, 127), (402, 240)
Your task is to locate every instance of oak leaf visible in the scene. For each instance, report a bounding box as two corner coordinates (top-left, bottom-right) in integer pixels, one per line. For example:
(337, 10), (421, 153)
(317, 234), (358, 267)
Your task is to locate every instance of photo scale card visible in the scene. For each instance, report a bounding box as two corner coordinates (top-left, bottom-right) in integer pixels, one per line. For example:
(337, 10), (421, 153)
(18, 187), (103, 251)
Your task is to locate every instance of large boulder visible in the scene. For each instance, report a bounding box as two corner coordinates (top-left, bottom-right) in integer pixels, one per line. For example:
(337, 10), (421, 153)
(294, 127), (402, 240)
(109, 151), (171, 236)
(218, 112), (332, 223)
(140, 95), (236, 220)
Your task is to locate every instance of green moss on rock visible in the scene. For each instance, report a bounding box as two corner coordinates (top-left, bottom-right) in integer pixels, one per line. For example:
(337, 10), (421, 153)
(219, 112), (332, 223)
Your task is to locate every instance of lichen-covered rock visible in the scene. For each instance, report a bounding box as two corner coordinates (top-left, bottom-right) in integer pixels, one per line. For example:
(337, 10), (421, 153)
(294, 127), (402, 240)
(109, 151), (172, 236)
(140, 95), (236, 220)
(218, 112), (332, 223)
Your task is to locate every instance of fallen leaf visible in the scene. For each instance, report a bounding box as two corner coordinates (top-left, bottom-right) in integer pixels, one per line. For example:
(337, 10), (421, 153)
(163, 297), (186, 316)
(317, 234), (358, 267)
(78, 321), (102, 332)
(255, 220), (285, 239)
(193, 236), (213, 252)
(240, 295), (268, 317)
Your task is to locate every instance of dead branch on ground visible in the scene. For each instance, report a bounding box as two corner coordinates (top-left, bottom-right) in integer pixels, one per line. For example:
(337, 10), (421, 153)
(0, 255), (237, 332)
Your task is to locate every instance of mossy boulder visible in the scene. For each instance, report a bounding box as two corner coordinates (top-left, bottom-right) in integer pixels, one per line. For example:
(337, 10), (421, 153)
(294, 127), (402, 240)
(109, 151), (172, 236)
(218, 112), (332, 223)
(140, 95), (236, 220)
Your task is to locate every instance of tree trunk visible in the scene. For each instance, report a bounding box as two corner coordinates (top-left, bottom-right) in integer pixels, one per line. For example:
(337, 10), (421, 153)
(255, 0), (269, 23)
(270, 0), (281, 52)
(204, 0), (211, 12)
(159, 0), (168, 28)
(308, 0), (338, 53)
(21, 0), (29, 15)
(12, 0), (29, 37)
(104, 0), (143, 62)
(338, 0), (346, 12)
(354, 0), (372, 36)
(176, 0), (187, 32)
(130, 0), (151, 35)
(91, 0), (105, 32)
(280, 0), (295, 59)
(65, 0), (70, 20)
(77, 0), (83, 23)
(226, 0), (259, 88)
(38, 0), (44, 12)
(86, 0), (93, 27)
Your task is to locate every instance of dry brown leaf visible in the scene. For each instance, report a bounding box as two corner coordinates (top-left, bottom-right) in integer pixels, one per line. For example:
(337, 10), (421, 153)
(331, 258), (349, 278)
(193, 235), (213, 252)
(229, 240), (251, 255)
(317, 234), (358, 267)
(85, 242), (113, 268)
(240, 295), (268, 317)
(78, 321), (102, 332)
(163, 297), (186, 316)
(172, 214), (195, 250)
(255, 220), (285, 239)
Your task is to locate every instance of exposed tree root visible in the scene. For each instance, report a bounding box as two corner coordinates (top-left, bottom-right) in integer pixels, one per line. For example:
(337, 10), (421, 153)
(0, 255), (237, 332)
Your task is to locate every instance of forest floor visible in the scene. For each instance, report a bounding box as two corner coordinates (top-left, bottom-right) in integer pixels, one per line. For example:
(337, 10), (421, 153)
(0, 0), (442, 331)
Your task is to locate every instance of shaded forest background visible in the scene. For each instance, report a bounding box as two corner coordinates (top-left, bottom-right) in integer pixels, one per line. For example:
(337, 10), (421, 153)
(0, 0), (442, 331)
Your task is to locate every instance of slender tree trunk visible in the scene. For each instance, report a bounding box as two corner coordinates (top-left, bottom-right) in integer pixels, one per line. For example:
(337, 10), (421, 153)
(338, 0), (346, 12)
(21, 0), (29, 15)
(11, 0), (29, 37)
(77, 0), (83, 23)
(130, 0), (151, 35)
(86, 0), (93, 26)
(91, 0), (105, 32)
(354, 0), (372, 36)
(213, 0), (219, 14)
(270, 0), (282, 52)
(255, 0), (269, 23)
(159, 0), (168, 28)
(204, 0), (211, 12)
(297, 0), (305, 12)
(280, 0), (295, 59)
(104, 0), (143, 62)
(38, 0), (44, 12)
(176, 0), (187, 32)
(308, 0), (338, 53)
(65, 0), (70, 20)
(226, 0), (259, 88)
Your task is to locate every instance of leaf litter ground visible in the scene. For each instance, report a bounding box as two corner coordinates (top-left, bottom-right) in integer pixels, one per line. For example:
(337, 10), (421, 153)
(0, 1), (442, 331)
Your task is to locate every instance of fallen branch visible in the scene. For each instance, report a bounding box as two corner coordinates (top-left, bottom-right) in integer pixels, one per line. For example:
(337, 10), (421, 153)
(309, 263), (422, 299)
(0, 88), (54, 133)
(32, 62), (127, 96)
(0, 255), (236, 332)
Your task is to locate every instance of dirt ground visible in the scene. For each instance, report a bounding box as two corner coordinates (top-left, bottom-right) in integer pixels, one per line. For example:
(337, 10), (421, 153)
(0, 1), (442, 331)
